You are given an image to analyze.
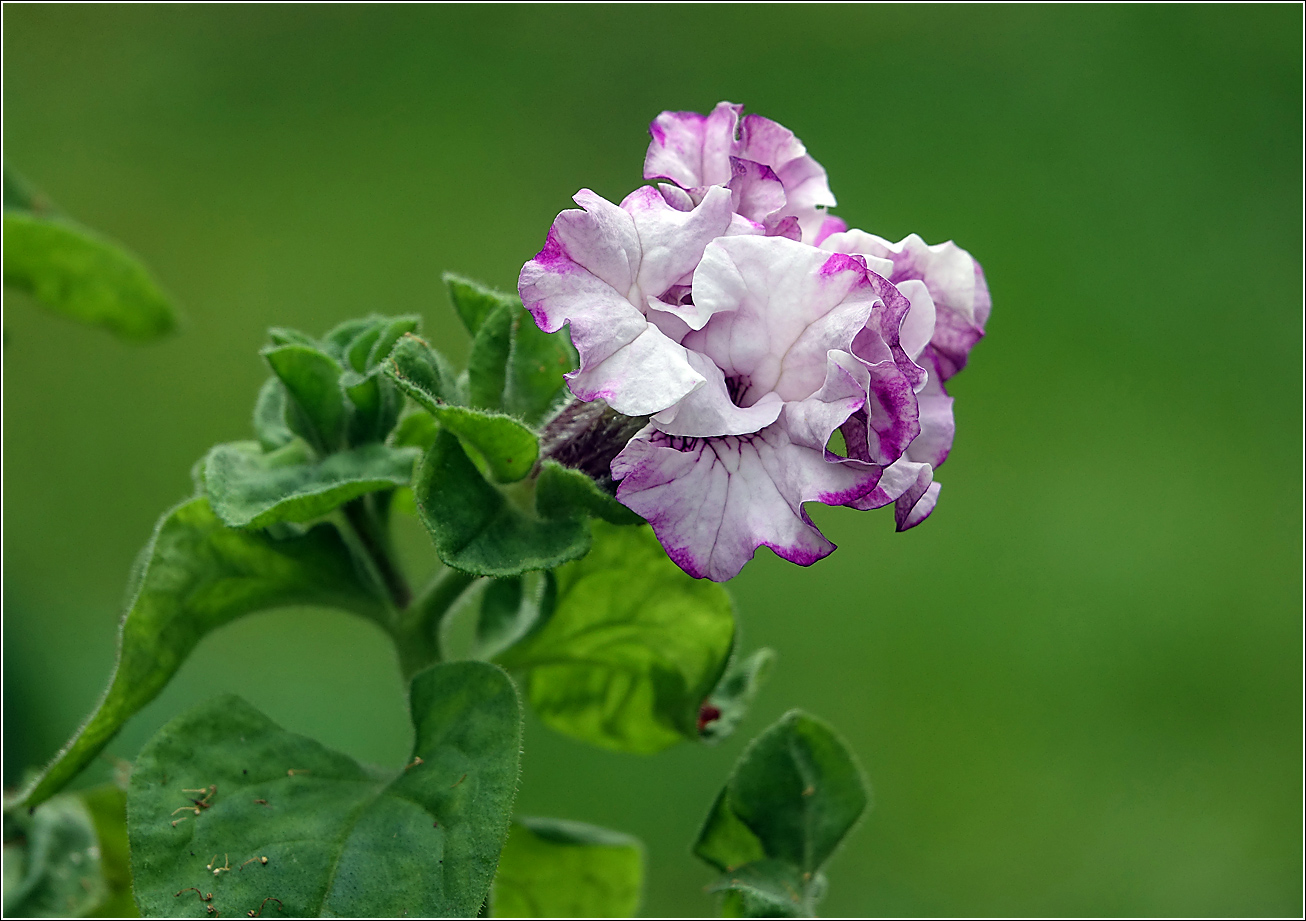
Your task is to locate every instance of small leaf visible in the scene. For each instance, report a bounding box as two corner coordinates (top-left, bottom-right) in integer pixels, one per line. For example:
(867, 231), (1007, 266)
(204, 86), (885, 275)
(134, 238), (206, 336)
(342, 368), (403, 446)
(706, 859), (823, 919)
(3, 791), (108, 917)
(467, 304), (512, 411)
(490, 817), (643, 918)
(498, 521), (735, 754)
(366, 315), (422, 369)
(535, 461), (644, 526)
(13, 497), (385, 811)
(445, 272), (517, 336)
(2, 211), (178, 342)
(694, 711), (869, 876)
(388, 336), (538, 483)
(389, 410), (439, 452)
(471, 573), (554, 662)
(79, 785), (137, 917)
(699, 648), (777, 744)
(414, 430), (588, 577)
(203, 440), (418, 528)
(262, 344), (348, 453)
(503, 310), (577, 425)
(252, 378), (295, 452)
(128, 661), (522, 917)
(321, 316), (379, 359)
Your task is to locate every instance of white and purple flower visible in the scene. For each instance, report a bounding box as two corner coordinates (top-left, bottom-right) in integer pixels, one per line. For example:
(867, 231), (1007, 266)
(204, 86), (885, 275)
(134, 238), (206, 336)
(520, 103), (989, 580)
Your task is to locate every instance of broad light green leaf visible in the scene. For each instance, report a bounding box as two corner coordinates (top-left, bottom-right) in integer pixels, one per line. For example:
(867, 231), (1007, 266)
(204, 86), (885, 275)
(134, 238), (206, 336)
(498, 521), (735, 754)
(203, 440), (418, 528)
(2, 211), (178, 342)
(535, 461), (644, 526)
(694, 710), (868, 916)
(14, 497), (386, 811)
(262, 344), (347, 453)
(414, 430), (588, 577)
(445, 272), (517, 336)
(387, 334), (536, 483)
(490, 817), (643, 918)
(128, 661), (522, 918)
(699, 648), (777, 745)
(3, 791), (108, 917)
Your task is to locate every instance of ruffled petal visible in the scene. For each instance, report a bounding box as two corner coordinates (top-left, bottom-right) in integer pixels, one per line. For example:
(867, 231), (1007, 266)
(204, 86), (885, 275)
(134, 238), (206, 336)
(612, 423), (879, 581)
(652, 350), (783, 437)
(644, 101), (740, 189)
(686, 238), (880, 402)
(566, 324), (705, 416)
(736, 113), (837, 215)
(822, 229), (989, 379)
(781, 350), (873, 454)
(620, 185), (734, 302)
(895, 474), (939, 530)
(906, 348), (955, 468)
(727, 157), (787, 225)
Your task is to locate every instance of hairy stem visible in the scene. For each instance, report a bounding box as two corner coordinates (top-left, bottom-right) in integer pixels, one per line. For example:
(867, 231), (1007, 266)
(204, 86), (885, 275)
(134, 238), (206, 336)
(342, 496), (412, 610)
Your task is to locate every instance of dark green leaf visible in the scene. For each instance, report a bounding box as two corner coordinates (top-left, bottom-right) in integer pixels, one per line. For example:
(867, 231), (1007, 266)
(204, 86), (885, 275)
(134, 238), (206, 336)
(498, 521), (734, 754)
(694, 711), (868, 876)
(80, 786), (137, 918)
(262, 344), (347, 453)
(472, 573), (554, 661)
(389, 337), (538, 483)
(445, 272), (517, 336)
(3, 791), (108, 917)
(390, 410), (439, 452)
(699, 649), (777, 744)
(3, 211), (177, 342)
(707, 859), (823, 918)
(490, 817), (643, 918)
(504, 310), (577, 425)
(14, 497), (385, 811)
(535, 461), (644, 526)
(467, 304), (512, 411)
(366, 315), (421, 370)
(414, 430), (588, 577)
(128, 661), (521, 917)
(321, 316), (379, 359)
(266, 326), (320, 349)
(342, 368), (403, 445)
(252, 378), (295, 452)
(203, 440), (417, 528)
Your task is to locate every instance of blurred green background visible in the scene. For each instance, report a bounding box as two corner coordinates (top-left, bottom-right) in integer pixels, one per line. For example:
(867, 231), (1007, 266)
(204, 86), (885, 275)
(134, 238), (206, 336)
(3, 5), (1300, 917)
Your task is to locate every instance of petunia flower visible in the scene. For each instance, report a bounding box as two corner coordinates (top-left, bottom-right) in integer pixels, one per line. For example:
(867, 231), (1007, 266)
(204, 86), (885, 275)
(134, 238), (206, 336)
(820, 230), (991, 528)
(609, 235), (920, 581)
(643, 101), (844, 244)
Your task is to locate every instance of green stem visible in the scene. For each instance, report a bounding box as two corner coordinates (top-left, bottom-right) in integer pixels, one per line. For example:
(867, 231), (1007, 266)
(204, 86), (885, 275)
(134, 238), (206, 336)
(395, 568), (477, 679)
(342, 496), (412, 610)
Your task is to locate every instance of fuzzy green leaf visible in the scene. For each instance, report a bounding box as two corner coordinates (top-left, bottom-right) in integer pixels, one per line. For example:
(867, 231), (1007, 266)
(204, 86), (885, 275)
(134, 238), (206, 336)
(387, 334), (536, 482)
(535, 461), (644, 526)
(694, 711), (868, 879)
(490, 817), (643, 918)
(127, 661), (521, 917)
(262, 344), (347, 453)
(699, 649), (777, 745)
(251, 378), (295, 453)
(467, 304), (512, 411)
(503, 308), (576, 424)
(707, 859), (823, 918)
(414, 430), (588, 577)
(2, 210), (177, 342)
(471, 573), (554, 662)
(203, 440), (417, 528)
(445, 272), (517, 337)
(13, 498), (385, 812)
(3, 790), (115, 917)
(498, 522), (734, 754)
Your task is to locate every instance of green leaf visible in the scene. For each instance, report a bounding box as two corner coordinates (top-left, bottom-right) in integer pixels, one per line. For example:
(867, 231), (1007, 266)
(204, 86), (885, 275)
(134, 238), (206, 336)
(79, 786), (137, 917)
(365, 315), (422, 369)
(390, 410), (439, 452)
(2, 211), (178, 342)
(414, 430), (588, 577)
(262, 344), (347, 453)
(498, 521), (735, 754)
(699, 648), (777, 745)
(445, 272), (517, 336)
(490, 817), (643, 918)
(13, 497), (385, 812)
(3, 791), (111, 917)
(252, 378), (295, 452)
(535, 461), (644, 526)
(693, 711), (869, 877)
(707, 859), (824, 918)
(203, 440), (418, 528)
(467, 304), (512, 411)
(128, 661), (522, 917)
(465, 297), (577, 425)
(385, 334), (459, 406)
(503, 309), (577, 425)
(471, 573), (554, 662)
(342, 368), (404, 446)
